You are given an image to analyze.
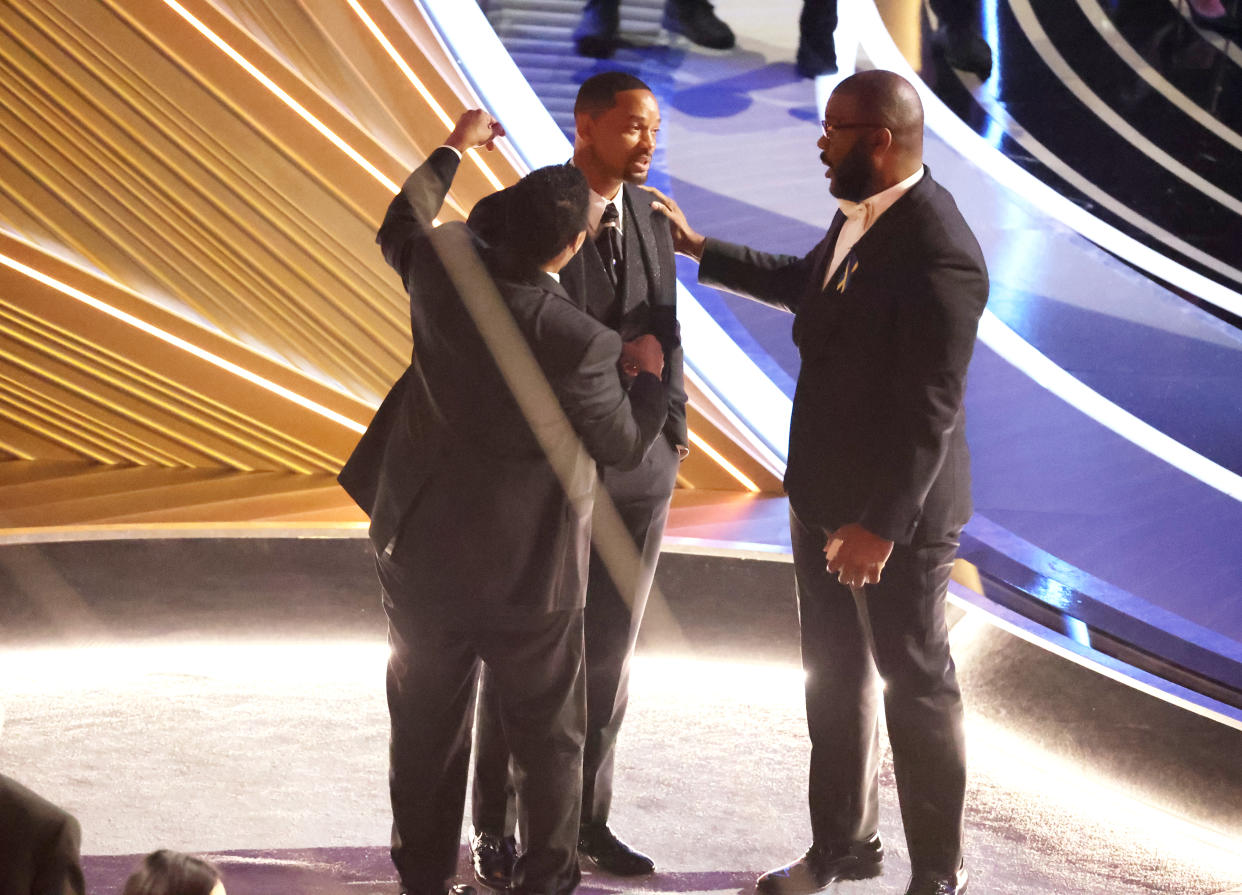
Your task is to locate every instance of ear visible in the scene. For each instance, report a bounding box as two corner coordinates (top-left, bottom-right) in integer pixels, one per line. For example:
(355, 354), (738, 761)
(572, 229), (587, 254)
(574, 112), (593, 146)
(871, 126), (893, 157)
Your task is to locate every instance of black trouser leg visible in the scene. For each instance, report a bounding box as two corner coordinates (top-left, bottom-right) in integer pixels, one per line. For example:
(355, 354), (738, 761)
(471, 666), (516, 837)
(385, 595), (479, 895)
(790, 508), (966, 874)
(791, 508), (882, 846)
(580, 442), (677, 826)
(479, 611), (587, 895)
(869, 532), (966, 877)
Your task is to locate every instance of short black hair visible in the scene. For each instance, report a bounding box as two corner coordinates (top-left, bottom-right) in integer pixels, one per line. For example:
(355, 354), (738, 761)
(122, 850), (221, 895)
(574, 71), (653, 118)
(498, 164), (589, 267)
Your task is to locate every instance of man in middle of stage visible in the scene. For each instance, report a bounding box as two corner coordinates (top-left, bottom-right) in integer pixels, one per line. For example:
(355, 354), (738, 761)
(468, 71), (686, 884)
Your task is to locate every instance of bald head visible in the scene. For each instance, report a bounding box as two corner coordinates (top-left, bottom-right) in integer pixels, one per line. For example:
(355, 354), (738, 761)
(834, 70), (924, 172)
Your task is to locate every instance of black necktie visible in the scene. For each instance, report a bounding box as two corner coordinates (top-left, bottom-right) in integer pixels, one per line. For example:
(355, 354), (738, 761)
(595, 202), (623, 288)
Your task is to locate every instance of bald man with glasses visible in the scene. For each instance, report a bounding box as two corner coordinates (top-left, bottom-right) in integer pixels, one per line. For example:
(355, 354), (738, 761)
(648, 70), (989, 895)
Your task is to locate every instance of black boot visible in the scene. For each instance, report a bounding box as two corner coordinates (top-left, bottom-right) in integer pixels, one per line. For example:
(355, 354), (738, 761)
(663, 0), (736, 50)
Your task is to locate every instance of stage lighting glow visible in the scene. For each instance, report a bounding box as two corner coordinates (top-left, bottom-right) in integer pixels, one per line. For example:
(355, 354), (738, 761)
(687, 430), (760, 493)
(964, 712), (1242, 878)
(0, 640), (389, 692)
(343, 0), (505, 191)
(0, 251), (366, 435)
(160, 0), (400, 194)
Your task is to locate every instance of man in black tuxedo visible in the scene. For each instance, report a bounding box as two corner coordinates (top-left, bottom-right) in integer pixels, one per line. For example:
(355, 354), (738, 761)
(648, 70), (988, 895)
(466, 72), (685, 883)
(0, 774), (86, 895)
(338, 110), (668, 895)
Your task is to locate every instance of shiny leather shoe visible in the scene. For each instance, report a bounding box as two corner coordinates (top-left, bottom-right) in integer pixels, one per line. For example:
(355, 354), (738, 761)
(903, 865), (969, 895)
(576, 823), (654, 876)
(470, 830), (517, 889)
(755, 835), (883, 895)
(449, 887), (478, 895)
(662, 0), (736, 50)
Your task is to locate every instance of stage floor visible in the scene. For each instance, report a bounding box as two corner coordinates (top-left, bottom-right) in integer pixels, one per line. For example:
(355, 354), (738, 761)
(2, 537), (1240, 894)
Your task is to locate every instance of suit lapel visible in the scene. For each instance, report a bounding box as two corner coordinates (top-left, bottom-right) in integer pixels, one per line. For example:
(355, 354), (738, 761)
(622, 184), (660, 316)
(814, 210), (848, 298)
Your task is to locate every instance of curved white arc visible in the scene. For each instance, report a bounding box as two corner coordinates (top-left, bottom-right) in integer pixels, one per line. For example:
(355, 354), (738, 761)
(969, 88), (1242, 290)
(1006, 0), (1242, 217)
(414, 0), (573, 171)
(1073, 0), (1242, 153)
(850, 0), (1242, 318)
(1165, 0), (1242, 67)
(979, 311), (1242, 501)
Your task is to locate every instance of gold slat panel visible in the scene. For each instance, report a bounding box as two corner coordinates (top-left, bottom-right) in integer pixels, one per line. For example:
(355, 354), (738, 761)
(0, 0), (776, 532)
(0, 465), (229, 515)
(97, 474), (353, 524)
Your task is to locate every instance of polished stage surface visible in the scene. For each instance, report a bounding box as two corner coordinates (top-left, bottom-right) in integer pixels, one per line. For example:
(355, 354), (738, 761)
(2, 536), (1241, 894)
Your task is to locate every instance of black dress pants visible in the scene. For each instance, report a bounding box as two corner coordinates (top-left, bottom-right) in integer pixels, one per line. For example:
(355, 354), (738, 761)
(472, 440), (679, 835)
(790, 506), (967, 878)
(381, 558), (586, 895)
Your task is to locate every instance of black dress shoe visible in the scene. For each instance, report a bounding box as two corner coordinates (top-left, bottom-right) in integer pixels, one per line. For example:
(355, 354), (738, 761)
(903, 865), (969, 895)
(576, 823), (654, 876)
(574, 3), (619, 58)
(662, 0), (736, 50)
(755, 835), (883, 895)
(449, 887), (478, 895)
(936, 23), (993, 80)
(470, 830), (517, 889)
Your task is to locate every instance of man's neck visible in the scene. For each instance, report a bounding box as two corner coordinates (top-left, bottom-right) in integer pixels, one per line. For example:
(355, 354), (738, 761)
(572, 151), (623, 201)
(867, 162), (923, 198)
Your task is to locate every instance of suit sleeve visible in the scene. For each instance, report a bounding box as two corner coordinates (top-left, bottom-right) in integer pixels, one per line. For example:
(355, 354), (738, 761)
(662, 336), (688, 448)
(376, 147), (461, 288)
(698, 236), (824, 314)
(32, 812), (86, 895)
(860, 247), (988, 542)
(556, 328), (668, 471)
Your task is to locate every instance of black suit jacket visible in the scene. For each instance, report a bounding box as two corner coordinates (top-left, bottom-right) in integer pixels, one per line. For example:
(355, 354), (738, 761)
(470, 178), (687, 452)
(0, 776), (85, 895)
(699, 168), (988, 545)
(339, 148), (667, 617)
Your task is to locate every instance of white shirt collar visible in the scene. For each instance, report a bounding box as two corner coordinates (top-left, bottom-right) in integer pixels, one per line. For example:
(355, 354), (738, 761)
(587, 184), (625, 237)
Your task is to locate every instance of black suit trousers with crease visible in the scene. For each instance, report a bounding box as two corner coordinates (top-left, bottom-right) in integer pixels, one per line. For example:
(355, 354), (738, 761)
(380, 554), (586, 895)
(789, 506), (967, 878)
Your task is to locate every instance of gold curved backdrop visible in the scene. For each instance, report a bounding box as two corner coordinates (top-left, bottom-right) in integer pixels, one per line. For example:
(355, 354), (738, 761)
(0, 0), (780, 532)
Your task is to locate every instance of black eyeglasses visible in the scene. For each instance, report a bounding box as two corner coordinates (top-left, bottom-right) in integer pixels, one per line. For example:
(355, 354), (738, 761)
(821, 120), (885, 137)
